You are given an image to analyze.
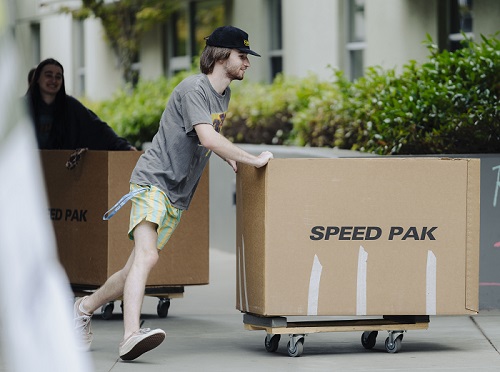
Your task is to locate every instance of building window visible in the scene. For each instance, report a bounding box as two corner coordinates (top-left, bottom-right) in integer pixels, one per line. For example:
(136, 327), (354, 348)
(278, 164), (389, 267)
(449, 0), (473, 51)
(30, 23), (41, 68)
(269, 0), (282, 81)
(192, 0), (226, 55)
(438, 0), (473, 51)
(165, 0), (226, 76)
(172, 8), (188, 57)
(346, 0), (366, 81)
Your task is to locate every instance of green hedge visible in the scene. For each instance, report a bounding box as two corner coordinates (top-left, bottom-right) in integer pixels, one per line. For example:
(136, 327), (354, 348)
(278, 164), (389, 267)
(292, 34), (500, 154)
(86, 69), (192, 149)
(223, 73), (333, 145)
(88, 34), (499, 154)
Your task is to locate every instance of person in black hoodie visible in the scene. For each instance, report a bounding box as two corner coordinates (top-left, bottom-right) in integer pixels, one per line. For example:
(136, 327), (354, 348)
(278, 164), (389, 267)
(25, 58), (135, 151)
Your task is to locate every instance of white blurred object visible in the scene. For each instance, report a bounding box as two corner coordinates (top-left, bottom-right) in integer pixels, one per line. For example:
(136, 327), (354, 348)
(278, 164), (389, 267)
(0, 5), (93, 372)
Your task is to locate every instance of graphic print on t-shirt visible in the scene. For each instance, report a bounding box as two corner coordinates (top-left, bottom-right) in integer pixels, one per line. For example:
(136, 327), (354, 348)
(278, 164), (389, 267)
(212, 112), (226, 133)
(202, 112), (227, 157)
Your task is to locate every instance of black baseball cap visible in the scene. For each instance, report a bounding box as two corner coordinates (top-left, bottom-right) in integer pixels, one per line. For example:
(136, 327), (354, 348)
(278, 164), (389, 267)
(205, 26), (261, 57)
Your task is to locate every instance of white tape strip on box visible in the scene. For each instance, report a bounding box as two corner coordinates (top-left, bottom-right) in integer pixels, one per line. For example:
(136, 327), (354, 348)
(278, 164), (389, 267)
(307, 254), (323, 315)
(238, 236), (249, 313)
(426, 250), (437, 315)
(357, 246), (368, 316)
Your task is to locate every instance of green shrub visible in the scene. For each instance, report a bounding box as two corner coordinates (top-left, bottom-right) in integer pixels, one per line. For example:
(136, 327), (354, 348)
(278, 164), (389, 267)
(88, 34), (499, 154)
(86, 70), (192, 149)
(224, 73), (331, 145)
(293, 33), (500, 154)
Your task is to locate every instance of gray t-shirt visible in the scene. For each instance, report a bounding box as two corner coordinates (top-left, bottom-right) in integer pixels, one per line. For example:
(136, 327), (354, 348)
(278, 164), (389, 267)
(130, 73), (230, 210)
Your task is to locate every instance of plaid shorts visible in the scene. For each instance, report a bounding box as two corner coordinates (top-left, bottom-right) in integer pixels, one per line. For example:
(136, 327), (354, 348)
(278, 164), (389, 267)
(128, 183), (182, 250)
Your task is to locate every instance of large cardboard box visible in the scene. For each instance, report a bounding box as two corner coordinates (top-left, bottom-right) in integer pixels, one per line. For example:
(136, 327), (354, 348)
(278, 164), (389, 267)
(40, 150), (209, 287)
(236, 158), (480, 316)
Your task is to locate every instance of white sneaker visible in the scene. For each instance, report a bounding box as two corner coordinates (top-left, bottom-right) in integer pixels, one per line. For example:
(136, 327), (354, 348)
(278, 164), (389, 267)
(73, 296), (93, 351)
(119, 328), (166, 361)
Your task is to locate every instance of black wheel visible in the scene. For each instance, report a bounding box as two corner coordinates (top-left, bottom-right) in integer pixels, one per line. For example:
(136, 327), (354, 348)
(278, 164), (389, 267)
(287, 338), (304, 357)
(101, 302), (114, 320)
(385, 335), (403, 353)
(361, 331), (378, 349)
(264, 334), (281, 352)
(157, 298), (170, 318)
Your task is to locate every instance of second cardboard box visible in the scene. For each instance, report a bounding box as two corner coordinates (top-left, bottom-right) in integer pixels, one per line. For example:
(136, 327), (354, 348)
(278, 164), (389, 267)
(236, 157), (480, 316)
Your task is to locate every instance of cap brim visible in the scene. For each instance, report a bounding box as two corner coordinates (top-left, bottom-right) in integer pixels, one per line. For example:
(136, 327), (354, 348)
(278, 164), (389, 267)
(238, 48), (261, 57)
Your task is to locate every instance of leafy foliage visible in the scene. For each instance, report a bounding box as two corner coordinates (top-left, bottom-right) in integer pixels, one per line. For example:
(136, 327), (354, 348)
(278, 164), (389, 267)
(86, 69), (191, 149)
(88, 34), (499, 155)
(292, 33), (500, 154)
(223, 73), (332, 145)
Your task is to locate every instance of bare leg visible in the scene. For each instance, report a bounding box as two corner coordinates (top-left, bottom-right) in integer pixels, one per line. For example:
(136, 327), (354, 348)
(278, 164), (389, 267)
(79, 221), (158, 317)
(122, 221), (159, 341)
(79, 249), (136, 315)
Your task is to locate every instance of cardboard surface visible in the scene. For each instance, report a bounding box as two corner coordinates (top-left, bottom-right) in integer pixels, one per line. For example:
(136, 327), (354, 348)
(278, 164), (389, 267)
(236, 158), (480, 316)
(40, 150), (209, 287)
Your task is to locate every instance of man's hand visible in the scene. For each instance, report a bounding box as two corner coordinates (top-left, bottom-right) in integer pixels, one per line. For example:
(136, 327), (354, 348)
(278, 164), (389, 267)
(226, 158), (238, 172)
(226, 151), (273, 173)
(254, 151), (273, 168)
(195, 123), (273, 169)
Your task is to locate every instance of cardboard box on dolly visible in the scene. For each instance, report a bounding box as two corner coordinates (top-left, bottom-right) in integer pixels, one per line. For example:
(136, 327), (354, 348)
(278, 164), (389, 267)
(236, 157), (480, 317)
(40, 150), (209, 294)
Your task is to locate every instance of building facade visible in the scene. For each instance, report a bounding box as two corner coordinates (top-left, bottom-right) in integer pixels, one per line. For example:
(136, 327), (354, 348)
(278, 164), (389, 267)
(9, 0), (500, 101)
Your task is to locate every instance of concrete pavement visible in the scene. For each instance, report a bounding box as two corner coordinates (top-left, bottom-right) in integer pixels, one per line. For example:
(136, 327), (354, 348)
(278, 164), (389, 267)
(85, 248), (500, 371)
(1, 247), (499, 371)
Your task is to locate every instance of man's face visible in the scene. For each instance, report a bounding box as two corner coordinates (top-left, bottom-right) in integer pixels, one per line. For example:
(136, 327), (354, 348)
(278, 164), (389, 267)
(37, 64), (63, 97)
(223, 49), (250, 81)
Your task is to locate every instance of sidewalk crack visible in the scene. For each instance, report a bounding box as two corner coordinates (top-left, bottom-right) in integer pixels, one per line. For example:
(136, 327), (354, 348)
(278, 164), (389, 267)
(470, 316), (500, 356)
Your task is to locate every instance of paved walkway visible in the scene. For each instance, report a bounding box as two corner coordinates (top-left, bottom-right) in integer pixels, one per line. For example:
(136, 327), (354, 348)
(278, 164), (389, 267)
(2, 248), (500, 371)
(76, 249), (500, 371)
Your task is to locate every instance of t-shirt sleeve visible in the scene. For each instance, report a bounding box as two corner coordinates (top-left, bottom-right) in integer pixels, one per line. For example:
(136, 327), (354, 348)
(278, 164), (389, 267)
(180, 90), (212, 135)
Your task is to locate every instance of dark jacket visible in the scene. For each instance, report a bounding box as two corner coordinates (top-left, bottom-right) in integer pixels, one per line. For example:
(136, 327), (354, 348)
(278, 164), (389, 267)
(27, 95), (133, 151)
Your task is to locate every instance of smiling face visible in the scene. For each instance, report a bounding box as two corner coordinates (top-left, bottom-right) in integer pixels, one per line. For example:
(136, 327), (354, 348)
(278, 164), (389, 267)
(223, 49), (250, 81)
(37, 63), (63, 101)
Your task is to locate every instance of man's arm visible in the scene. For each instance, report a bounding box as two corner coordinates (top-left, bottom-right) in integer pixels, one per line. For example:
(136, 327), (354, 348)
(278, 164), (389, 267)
(194, 123), (273, 171)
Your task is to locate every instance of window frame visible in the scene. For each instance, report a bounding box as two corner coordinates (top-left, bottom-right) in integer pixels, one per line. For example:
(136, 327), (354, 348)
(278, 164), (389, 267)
(345, 0), (366, 81)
